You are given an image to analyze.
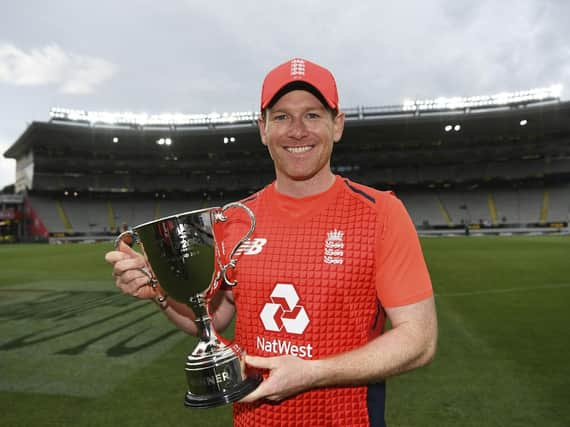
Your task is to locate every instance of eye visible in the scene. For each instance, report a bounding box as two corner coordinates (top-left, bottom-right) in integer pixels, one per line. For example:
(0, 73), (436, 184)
(306, 112), (321, 119)
(272, 113), (288, 121)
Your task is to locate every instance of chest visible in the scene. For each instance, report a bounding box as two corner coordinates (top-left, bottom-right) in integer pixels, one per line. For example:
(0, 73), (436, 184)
(230, 200), (379, 329)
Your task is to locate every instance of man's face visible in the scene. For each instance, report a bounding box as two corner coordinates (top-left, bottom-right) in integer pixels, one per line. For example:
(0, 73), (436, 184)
(259, 90), (345, 186)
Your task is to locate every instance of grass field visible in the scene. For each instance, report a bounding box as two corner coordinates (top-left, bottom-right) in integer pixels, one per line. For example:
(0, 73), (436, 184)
(0, 236), (569, 426)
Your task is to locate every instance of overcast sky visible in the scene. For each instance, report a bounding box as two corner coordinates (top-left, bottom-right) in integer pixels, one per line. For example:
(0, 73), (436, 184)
(1, 0), (569, 189)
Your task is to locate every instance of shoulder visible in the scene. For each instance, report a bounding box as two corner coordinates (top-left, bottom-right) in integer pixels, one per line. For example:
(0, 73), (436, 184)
(340, 177), (399, 209)
(223, 185), (269, 222)
(235, 186), (268, 210)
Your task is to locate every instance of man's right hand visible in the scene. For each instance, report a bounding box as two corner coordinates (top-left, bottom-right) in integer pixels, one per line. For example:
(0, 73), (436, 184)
(105, 241), (158, 299)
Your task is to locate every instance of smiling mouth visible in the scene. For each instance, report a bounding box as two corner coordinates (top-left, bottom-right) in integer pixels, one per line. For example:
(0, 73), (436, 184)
(285, 145), (313, 154)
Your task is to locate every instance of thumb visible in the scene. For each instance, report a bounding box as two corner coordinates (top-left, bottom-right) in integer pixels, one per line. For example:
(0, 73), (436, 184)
(118, 240), (141, 257)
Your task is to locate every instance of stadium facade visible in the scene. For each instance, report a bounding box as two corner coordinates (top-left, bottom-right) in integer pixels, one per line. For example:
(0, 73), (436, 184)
(3, 87), (570, 242)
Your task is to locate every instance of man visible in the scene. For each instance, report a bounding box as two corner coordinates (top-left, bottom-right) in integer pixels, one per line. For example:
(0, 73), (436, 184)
(106, 58), (437, 426)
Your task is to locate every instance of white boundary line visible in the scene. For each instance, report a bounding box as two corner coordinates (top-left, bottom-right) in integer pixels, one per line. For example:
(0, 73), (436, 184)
(435, 283), (570, 297)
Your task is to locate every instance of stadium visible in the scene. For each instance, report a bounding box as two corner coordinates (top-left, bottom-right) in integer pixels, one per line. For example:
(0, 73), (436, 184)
(1, 85), (569, 242)
(1, 85), (569, 427)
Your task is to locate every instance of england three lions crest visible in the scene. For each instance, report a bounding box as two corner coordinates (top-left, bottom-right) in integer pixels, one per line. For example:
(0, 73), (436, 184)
(324, 229), (344, 265)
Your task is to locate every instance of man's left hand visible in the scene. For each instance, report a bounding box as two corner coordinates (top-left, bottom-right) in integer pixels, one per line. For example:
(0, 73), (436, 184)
(239, 355), (317, 403)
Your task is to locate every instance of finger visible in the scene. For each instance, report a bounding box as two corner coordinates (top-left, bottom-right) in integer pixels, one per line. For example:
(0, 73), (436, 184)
(119, 268), (149, 284)
(238, 381), (267, 403)
(112, 257), (147, 277)
(116, 274), (155, 298)
(245, 355), (274, 370)
(134, 285), (159, 299)
(239, 376), (284, 403)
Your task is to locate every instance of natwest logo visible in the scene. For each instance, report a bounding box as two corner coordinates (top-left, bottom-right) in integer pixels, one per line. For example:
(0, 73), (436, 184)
(256, 336), (313, 358)
(259, 283), (309, 334)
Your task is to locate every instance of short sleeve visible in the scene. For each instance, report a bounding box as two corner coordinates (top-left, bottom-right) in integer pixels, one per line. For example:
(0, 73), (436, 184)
(375, 194), (433, 307)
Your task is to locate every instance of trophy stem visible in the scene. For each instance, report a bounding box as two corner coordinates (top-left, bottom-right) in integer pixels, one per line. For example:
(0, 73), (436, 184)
(184, 294), (261, 408)
(188, 294), (214, 340)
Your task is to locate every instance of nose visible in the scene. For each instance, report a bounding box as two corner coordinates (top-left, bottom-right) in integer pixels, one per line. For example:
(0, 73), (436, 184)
(287, 117), (309, 140)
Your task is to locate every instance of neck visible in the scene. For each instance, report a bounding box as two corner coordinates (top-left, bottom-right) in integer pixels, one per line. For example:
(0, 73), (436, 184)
(274, 171), (336, 198)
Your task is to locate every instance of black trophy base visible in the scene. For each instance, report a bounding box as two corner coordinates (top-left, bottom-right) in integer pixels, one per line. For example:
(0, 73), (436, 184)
(184, 374), (262, 408)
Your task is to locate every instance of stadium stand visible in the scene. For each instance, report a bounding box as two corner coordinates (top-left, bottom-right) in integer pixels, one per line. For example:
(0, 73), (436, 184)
(548, 186), (570, 222)
(27, 195), (62, 233)
(3, 86), (570, 241)
(401, 185), (569, 228)
(398, 191), (444, 227)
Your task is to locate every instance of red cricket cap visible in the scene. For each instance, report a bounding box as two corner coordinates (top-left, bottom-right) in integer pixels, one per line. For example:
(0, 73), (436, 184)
(260, 58), (339, 111)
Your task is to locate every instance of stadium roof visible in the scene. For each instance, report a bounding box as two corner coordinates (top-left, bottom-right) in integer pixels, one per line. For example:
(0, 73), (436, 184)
(5, 96), (570, 161)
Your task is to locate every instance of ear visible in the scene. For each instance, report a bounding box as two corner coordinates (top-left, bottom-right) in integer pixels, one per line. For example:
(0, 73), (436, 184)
(333, 111), (345, 143)
(258, 117), (268, 146)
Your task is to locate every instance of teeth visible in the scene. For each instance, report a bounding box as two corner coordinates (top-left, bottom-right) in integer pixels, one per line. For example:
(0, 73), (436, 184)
(286, 146), (312, 154)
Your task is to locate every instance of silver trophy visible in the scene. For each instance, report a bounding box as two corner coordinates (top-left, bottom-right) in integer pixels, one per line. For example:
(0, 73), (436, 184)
(115, 202), (261, 408)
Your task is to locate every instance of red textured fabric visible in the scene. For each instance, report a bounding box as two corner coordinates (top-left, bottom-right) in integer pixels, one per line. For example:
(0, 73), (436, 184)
(222, 176), (432, 426)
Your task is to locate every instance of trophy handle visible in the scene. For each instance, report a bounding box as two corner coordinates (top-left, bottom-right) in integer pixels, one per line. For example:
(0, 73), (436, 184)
(213, 202), (256, 287)
(114, 230), (167, 303)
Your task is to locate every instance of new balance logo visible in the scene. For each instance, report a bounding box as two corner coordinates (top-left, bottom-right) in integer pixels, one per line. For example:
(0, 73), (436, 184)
(260, 283), (310, 334)
(234, 238), (267, 256)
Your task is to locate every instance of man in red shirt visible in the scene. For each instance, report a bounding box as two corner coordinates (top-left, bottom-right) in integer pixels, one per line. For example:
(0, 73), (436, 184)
(106, 58), (437, 426)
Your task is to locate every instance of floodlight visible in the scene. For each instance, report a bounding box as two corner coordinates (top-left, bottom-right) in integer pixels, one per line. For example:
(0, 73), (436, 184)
(400, 84), (563, 112)
(444, 125), (453, 132)
(49, 106), (262, 126)
(454, 124), (461, 131)
(551, 84), (563, 98)
(520, 119), (528, 126)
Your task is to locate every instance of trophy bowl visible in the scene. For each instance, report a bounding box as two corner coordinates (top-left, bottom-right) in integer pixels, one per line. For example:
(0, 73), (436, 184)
(115, 202), (261, 408)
